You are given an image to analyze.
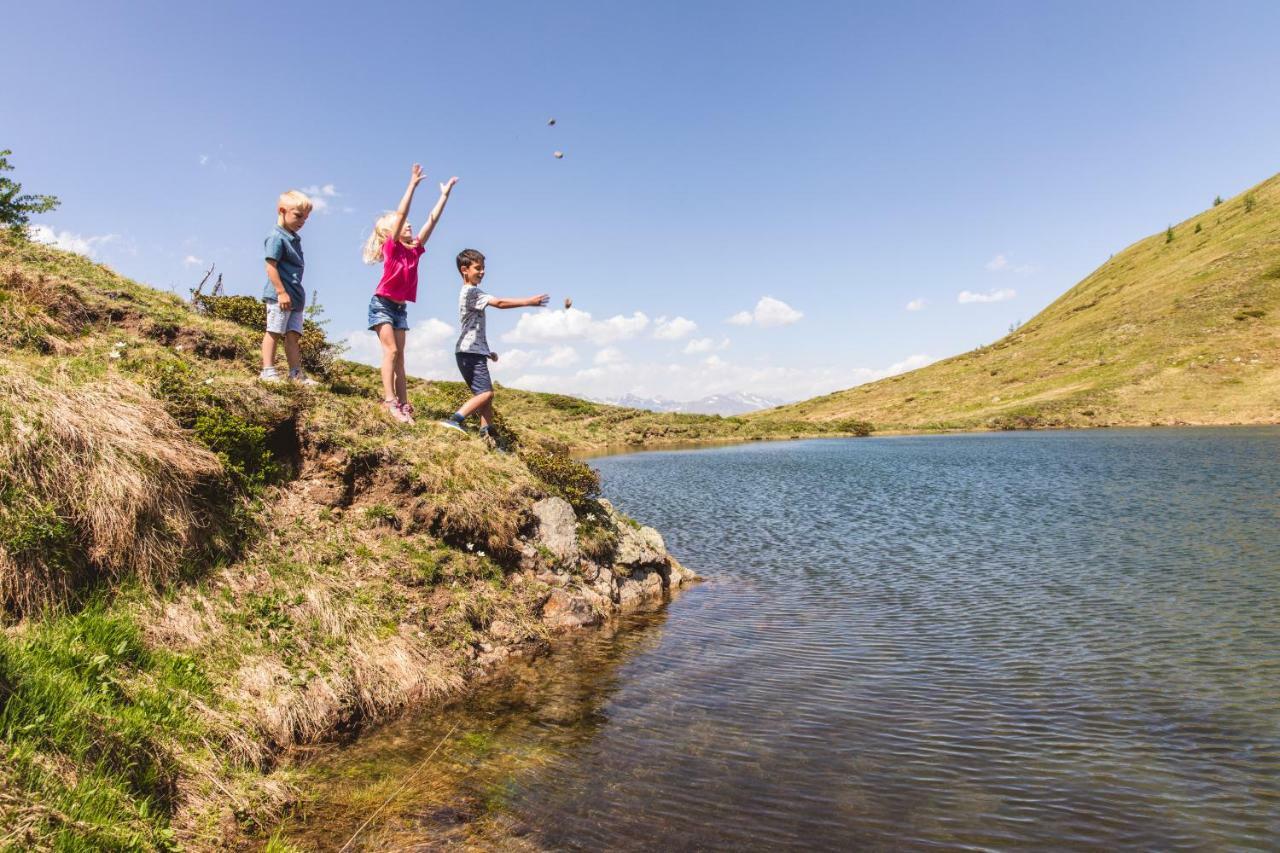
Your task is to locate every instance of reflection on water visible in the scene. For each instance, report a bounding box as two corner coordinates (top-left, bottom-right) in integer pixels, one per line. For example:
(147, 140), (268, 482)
(284, 610), (679, 850)
(291, 427), (1280, 850)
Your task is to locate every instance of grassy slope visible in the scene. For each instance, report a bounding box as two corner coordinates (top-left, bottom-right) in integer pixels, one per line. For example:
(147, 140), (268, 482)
(751, 176), (1280, 431)
(0, 233), (834, 849)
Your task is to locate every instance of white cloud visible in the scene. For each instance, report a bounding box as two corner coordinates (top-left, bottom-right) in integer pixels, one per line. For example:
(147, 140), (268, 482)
(415, 317), (455, 345)
(958, 288), (1017, 304)
(183, 255), (204, 267)
(198, 154), (209, 166)
(726, 296), (803, 328)
(496, 348), (537, 370)
(503, 307), (649, 346)
(683, 337), (730, 354)
(507, 350), (936, 404)
(539, 345), (579, 368)
(906, 298), (927, 311)
(300, 183), (341, 214)
(28, 225), (118, 258)
(653, 316), (697, 340)
(985, 253), (1035, 274)
(340, 316), (457, 379)
(594, 346), (625, 365)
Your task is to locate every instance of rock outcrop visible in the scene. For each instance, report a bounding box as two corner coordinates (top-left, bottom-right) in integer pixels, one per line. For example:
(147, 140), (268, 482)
(524, 497), (698, 629)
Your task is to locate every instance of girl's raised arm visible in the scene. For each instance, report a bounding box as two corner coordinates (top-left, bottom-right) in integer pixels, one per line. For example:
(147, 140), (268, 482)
(388, 163), (427, 245)
(416, 177), (459, 246)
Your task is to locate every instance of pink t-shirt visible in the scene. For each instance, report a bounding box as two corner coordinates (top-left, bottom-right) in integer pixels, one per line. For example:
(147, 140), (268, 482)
(374, 236), (426, 303)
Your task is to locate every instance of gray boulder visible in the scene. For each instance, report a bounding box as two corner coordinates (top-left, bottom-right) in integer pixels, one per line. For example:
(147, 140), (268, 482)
(531, 497), (579, 565)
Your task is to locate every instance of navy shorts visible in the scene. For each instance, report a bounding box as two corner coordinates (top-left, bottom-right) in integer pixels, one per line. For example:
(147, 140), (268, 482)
(367, 294), (409, 331)
(456, 352), (493, 395)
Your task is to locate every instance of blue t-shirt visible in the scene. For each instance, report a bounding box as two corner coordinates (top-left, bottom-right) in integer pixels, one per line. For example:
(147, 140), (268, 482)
(262, 225), (305, 306)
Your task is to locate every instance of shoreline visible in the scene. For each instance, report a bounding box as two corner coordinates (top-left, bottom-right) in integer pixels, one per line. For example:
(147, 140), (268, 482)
(574, 418), (1280, 459)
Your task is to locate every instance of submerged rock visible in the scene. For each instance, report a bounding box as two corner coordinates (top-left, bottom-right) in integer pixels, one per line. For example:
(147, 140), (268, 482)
(541, 587), (603, 629)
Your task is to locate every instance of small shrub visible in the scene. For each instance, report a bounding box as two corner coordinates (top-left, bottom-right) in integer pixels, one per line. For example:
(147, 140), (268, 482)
(1165, 225), (1174, 244)
(1243, 193), (1257, 213)
(1213, 195), (1223, 207)
(193, 408), (279, 493)
(192, 292), (344, 376)
(829, 418), (874, 437)
(1194, 222), (1202, 234)
(519, 448), (601, 510)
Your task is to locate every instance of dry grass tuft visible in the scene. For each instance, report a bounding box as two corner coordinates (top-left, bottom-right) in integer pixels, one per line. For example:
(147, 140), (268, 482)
(0, 367), (222, 617)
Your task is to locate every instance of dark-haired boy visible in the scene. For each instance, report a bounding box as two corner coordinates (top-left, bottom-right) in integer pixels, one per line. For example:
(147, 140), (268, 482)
(438, 249), (548, 444)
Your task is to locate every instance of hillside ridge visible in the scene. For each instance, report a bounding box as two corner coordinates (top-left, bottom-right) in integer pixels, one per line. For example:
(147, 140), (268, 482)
(751, 174), (1280, 430)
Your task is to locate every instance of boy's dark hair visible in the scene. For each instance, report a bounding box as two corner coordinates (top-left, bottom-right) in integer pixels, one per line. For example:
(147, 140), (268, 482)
(456, 248), (485, 272)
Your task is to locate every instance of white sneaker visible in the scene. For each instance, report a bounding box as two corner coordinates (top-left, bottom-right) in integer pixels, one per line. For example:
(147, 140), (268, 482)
(435, 419), (466, 433)
(259, 368), (282, 382)
(289, 369), (320, 387)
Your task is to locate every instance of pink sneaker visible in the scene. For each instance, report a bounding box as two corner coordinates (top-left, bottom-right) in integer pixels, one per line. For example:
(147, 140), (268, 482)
(397, 401), (416, 425)
(382, 399), (412, 425)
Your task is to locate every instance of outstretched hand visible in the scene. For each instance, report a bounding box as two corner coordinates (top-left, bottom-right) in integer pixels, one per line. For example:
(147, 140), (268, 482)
(409, 163), (426, 186)
(531, 294), (550, 307)
(440, 176), (458, 194)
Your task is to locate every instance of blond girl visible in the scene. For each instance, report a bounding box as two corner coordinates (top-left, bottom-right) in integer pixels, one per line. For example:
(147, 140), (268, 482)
(363, 164), (458, 424)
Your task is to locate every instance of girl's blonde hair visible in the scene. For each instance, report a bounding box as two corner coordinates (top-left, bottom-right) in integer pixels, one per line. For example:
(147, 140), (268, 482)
(362, 212), (402, 264)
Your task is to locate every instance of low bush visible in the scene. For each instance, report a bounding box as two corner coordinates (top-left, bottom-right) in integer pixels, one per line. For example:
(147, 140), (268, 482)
(192, 293), (343, 376)
(828, 418), (874, 436)
(193, 408), (281, 494)
(519, 448), (601, 510)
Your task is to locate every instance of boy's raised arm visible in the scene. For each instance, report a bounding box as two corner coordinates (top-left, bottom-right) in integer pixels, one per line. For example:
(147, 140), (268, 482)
(488, 293), (550, 309)
(388, 163), (426, 245)
(415, 177), (458, 246)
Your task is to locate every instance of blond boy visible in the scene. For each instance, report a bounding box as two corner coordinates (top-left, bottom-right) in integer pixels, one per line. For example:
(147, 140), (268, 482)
(260, 189), (317, 384)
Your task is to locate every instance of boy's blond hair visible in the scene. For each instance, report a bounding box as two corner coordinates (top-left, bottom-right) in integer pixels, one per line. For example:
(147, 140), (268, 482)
(277, 189), (313, 212)
(362, 211), (402, 264)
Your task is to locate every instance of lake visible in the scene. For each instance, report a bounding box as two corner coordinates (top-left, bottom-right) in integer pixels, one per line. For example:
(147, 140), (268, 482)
(289, 428), (1280, 850)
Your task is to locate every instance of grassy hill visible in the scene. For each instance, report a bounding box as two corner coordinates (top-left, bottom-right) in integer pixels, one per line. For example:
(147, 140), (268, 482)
(0, 232), (872, 849)
(751, 176), (1280, 431)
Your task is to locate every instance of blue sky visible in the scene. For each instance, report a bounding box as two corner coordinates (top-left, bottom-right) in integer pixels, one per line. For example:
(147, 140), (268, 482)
(8, 0), (1280, 402)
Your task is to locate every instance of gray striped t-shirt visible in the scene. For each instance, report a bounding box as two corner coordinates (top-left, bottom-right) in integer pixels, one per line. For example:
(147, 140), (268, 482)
(456, 284), (493, 355)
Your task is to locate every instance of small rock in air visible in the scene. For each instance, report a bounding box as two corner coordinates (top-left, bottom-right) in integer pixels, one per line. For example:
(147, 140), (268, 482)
(547, 118), (556, 126)
(553, 151), (564, 159)
(564, 297), (573, 309)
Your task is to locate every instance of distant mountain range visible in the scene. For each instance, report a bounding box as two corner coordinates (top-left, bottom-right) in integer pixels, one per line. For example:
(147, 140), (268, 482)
(595, 391), (788, 416)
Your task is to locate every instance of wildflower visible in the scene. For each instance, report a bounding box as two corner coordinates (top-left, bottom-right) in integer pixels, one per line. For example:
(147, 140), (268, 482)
(466, 543), (474, 551)
(108, 350), (122, 360)
(477, 551), (486, 558)
(203, 378), (214, 385)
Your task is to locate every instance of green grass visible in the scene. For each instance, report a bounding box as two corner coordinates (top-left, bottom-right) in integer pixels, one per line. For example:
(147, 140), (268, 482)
(0, 599), (213, 850)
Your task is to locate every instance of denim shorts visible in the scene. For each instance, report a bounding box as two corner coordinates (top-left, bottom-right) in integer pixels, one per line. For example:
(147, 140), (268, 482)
(367, 294), (409, 331)
(455, 352), (493, 395)
(265, 300), (305, 335)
